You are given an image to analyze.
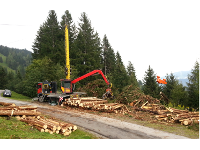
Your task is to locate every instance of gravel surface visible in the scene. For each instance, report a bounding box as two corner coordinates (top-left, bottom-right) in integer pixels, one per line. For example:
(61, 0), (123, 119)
(0, 90), (190, 139)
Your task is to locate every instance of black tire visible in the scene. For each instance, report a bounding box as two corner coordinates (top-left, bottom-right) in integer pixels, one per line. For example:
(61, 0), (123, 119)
(38, 95), (44, 102)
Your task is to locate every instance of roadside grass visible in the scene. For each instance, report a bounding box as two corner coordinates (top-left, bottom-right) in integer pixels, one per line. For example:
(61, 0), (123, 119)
(1, 91), (32, 102)
(0, 116), (98, 139)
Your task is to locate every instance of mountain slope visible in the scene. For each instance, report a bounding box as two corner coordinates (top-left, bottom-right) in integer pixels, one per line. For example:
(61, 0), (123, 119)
(0, 53), (15, 73)
(0, 45), (32, 75)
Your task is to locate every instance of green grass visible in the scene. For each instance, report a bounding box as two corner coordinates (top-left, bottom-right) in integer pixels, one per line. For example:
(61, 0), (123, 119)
(0, 116), (98, 139)
(1, 91), (32, 102)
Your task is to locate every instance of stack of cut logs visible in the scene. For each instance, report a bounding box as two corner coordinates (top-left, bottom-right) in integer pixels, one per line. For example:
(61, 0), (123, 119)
(20, 117), (77, 136)
(62, 97), (130, 114)
(132, 100), (199, 126)
(0, 102), (77, 136)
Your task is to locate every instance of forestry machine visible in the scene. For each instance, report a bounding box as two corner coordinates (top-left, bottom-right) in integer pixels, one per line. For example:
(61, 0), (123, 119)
(41, 25), (113, 104)
(156, 76), (167, 84)
(59, 25), (114, 100)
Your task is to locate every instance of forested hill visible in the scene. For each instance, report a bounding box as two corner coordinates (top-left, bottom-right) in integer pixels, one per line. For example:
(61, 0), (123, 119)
(0, 45), (32, 75)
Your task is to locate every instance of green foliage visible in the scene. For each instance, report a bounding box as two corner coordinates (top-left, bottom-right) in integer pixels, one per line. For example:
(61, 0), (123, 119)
(187, 61), (199, 109)
(0, 45), (31, 76)
(112, 52), (129, 92)
(0, 66), (7, 89)
(142, 65), (160, 99)
(32, 10), (64, 65)
(23, 57), (65, 97)
(0, 56), (3, 63)
(75, 12), (102, 85)
(162, 73), (176, 99)
(127, 61), (138, 86)
(170, 80), (187, 107)
(102, 34), (116, 75)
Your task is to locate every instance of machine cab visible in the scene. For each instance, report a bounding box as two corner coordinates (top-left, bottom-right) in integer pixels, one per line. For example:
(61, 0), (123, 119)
(60, 79), (73, 94)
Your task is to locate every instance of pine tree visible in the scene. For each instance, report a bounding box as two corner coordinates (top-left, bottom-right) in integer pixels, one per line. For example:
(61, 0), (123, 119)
(127, 61), (138, 86)
(75, 12), (102, 85)
(162, 73), (176, 99)
(187, 61), (199, 109)
(32, 10), (64, 65)
(102, 35), (116, 75)
(171, 80), (187, 107)
(0, 67), (7, 89)
(113, 51), (129, 92)
(142, 65), (160, 98)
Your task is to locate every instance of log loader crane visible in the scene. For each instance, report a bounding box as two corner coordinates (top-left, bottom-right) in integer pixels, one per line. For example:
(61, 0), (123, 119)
(46, 25), (113, 104)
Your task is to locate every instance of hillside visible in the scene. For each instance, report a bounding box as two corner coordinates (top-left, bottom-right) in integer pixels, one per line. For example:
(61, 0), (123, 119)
(0, 45), (32, 75)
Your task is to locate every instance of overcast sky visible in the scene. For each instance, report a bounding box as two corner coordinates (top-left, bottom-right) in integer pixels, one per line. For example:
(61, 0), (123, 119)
(0, 0), (199, 81)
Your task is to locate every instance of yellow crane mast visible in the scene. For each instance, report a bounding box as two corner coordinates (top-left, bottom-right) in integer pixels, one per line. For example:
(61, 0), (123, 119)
(65, 25), (70, 80)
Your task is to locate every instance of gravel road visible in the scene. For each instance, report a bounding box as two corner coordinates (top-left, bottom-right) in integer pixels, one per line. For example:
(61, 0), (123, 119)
(0, 90), (190, 139)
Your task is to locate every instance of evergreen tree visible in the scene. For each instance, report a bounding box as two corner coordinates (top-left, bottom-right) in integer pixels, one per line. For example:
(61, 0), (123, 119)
(0, 56), (3, 63)
(32, 10), (64, 65)
(6, 71), (15, 90)
(14, 70), (23, 94)
(127, 61), (138, 86)
(162, 73), (176, 99)
(75, 12), (102, 85)
(0, 67), (7, 89)
(187, 61), (199, 109)
(142, 65), (160, 98)
(113, 51), (129, 92)
(102, 35), (116, 75)
(171, 80), (187, 107)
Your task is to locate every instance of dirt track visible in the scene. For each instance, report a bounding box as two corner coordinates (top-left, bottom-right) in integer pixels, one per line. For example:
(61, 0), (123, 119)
(0, 90), (190, 139)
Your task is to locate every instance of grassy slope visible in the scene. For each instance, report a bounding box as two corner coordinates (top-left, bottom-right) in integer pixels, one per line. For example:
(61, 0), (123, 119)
(0, 53), (15, 73)
(1, 91), (32, 101)
(0, 116), (97, 139)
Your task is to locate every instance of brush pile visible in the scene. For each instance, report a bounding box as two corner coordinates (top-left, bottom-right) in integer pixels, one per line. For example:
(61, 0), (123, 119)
(76, 79), (108, 98)
(0, 102), (77, 136)
(131, 100), (199, 126)
(62, 97), (130, 114)
(116, 85), (160, 105)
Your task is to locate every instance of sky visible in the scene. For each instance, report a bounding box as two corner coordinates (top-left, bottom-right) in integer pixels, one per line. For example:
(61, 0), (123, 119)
(0, 0), (199, 81)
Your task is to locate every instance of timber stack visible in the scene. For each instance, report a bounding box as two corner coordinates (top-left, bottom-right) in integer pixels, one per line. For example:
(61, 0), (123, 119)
(131, 100), (199, 126)
(62, 97), (130, 114)
(0, 102), (77, 136)
(20, 117), (77, 136)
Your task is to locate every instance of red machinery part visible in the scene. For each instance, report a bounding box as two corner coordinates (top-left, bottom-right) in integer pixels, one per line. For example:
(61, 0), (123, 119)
(71, 70), (109, 85)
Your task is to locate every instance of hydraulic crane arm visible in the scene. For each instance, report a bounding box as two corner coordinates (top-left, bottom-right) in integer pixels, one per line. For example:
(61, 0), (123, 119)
(71, 70), (110, 85)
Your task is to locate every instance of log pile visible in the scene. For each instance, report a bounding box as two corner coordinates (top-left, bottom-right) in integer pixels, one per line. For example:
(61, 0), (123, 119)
(0, 103), (77, 136)
(62, 97), (130, 114)
(0, 104), (41, 116)
(20, 117), (77, 136)
(132, 100), (199, 126)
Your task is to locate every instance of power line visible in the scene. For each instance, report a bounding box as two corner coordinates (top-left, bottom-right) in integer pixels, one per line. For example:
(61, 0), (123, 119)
(0, 24), (27, 26)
